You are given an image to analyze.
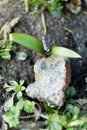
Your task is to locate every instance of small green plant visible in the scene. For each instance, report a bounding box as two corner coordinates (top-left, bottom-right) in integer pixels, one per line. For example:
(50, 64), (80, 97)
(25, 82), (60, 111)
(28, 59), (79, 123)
(45, 105), (87, 130)
(4, 80), (35, 127)
(4, 82), (87, 129)
(0, 17), (20, 60)
(44, 87), (87, 130)
(0, 23), (13, 60)
(25, 0), (63, 17)
(25, 0), (82, 16)
(9, 33), (81, 58)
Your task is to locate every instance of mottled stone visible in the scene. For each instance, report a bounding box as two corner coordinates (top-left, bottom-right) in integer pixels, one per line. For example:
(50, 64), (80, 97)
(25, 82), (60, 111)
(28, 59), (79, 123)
(26, 55), (71, 106)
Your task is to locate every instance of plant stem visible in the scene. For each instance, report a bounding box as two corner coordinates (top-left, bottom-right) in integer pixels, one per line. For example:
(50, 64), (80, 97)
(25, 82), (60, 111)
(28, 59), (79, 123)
(41, 13), (47, 35)
(19, 114), (35, 119)
(25, 0), (29, 13)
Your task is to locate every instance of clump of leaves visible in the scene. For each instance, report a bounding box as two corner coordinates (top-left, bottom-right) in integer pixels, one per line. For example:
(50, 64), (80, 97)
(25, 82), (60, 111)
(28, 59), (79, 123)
(9, 33), (81, 58)
(45, 106), (87, 130)
(4, 82), (87, 129)
(4, 80), (35, 127)
(25, 0), (82, 16)
(25, 0), (63, 17)
(0, 17), (20, 60)
(44, 87), (87, 130)
(0, 22), (12, 60)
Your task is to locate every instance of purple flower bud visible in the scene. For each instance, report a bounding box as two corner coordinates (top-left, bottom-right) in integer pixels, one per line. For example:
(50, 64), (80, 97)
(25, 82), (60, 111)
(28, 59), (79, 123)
(42, 36), (50, 53)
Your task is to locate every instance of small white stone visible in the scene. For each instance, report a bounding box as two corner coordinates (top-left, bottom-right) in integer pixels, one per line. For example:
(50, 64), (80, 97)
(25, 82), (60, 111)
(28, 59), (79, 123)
(26, 55), (71, 106)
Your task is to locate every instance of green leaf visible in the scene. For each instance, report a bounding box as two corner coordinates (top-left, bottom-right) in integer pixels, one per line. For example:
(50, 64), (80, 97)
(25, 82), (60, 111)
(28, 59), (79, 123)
(72, 106), (80, 116)
(16, 91), (22, 99)
(14, 85), (22, 92)
(75, 98), (87, 106)
(4, 94), (15, 111)
(65, 112), (72, 121)
(24, 100), (35, 113)
(66, 104), (74, 113)
(66, 106), (80, 120)
(20, 80), (24, 86)
(16, 99), (24, 110)
(66, 105), (79, 120)
(4, 83), (14, 92)
(50, 46), (81, 58)
(10, 80), (18, 86)
(1, 52), (11, 60)
(70, 6), (81, 14)
(16, 51), (27, 61)
(46, 113), (62, 130)
(9, 33), (44, 54)
(83, 123), (87, 129)
(10, 80), (25, 93)
(67, 117), (87, 127)
(5, 40), (12, 49)
(4, 106), (20, 127)
(44, 100), (56, 114)
(49, 122), (62, 130)
(58, 115), (67, 126)
(66, 86), (76, 98)
(66, 127), (74, 130)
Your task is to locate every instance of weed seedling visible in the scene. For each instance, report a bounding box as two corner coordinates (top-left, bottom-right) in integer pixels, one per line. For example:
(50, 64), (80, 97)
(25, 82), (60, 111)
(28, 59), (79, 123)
(9, 33), (81, 58)
(0, 22), (12, 60)
(24, 0), (63, 17)
(0, 17), (20, 60)
(44, 87), (87, 130)
(4, 81), (87, 129)
(4, 80), (35, 127)
(25, 0), (82, 16)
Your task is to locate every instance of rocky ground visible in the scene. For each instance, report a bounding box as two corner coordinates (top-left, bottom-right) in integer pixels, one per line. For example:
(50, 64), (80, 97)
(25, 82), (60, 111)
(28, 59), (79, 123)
(0, 0), (87, 130)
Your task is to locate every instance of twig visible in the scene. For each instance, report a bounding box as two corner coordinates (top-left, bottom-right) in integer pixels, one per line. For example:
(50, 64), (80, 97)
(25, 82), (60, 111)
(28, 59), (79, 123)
(64, 27), (73, 33)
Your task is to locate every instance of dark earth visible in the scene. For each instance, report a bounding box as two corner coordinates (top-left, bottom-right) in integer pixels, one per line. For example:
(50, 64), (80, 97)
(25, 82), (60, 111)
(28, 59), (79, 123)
(0, 0), (87, 130)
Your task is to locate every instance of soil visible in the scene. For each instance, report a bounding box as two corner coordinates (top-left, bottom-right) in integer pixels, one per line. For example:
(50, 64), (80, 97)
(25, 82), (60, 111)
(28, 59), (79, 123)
(0, 0), (87, 129)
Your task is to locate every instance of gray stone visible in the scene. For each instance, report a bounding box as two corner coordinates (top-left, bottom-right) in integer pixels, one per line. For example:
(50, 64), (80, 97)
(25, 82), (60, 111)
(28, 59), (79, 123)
(0, 116), (7, 130)
(26, 55), (71, 106)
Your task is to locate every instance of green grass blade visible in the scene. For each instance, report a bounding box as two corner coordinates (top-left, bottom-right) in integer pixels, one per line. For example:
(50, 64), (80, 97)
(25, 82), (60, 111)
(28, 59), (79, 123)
(50, 46), (82, 58)
(9, 33), (44, 54)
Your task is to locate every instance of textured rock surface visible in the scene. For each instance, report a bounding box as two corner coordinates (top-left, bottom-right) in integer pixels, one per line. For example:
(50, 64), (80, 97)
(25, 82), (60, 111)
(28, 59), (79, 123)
(0, 116), (7, 130)
(26, 55), (71, 106)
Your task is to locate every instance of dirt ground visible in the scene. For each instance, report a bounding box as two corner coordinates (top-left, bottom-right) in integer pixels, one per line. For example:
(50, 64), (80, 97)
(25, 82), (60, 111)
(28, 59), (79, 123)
(0, 0), (87, 129)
